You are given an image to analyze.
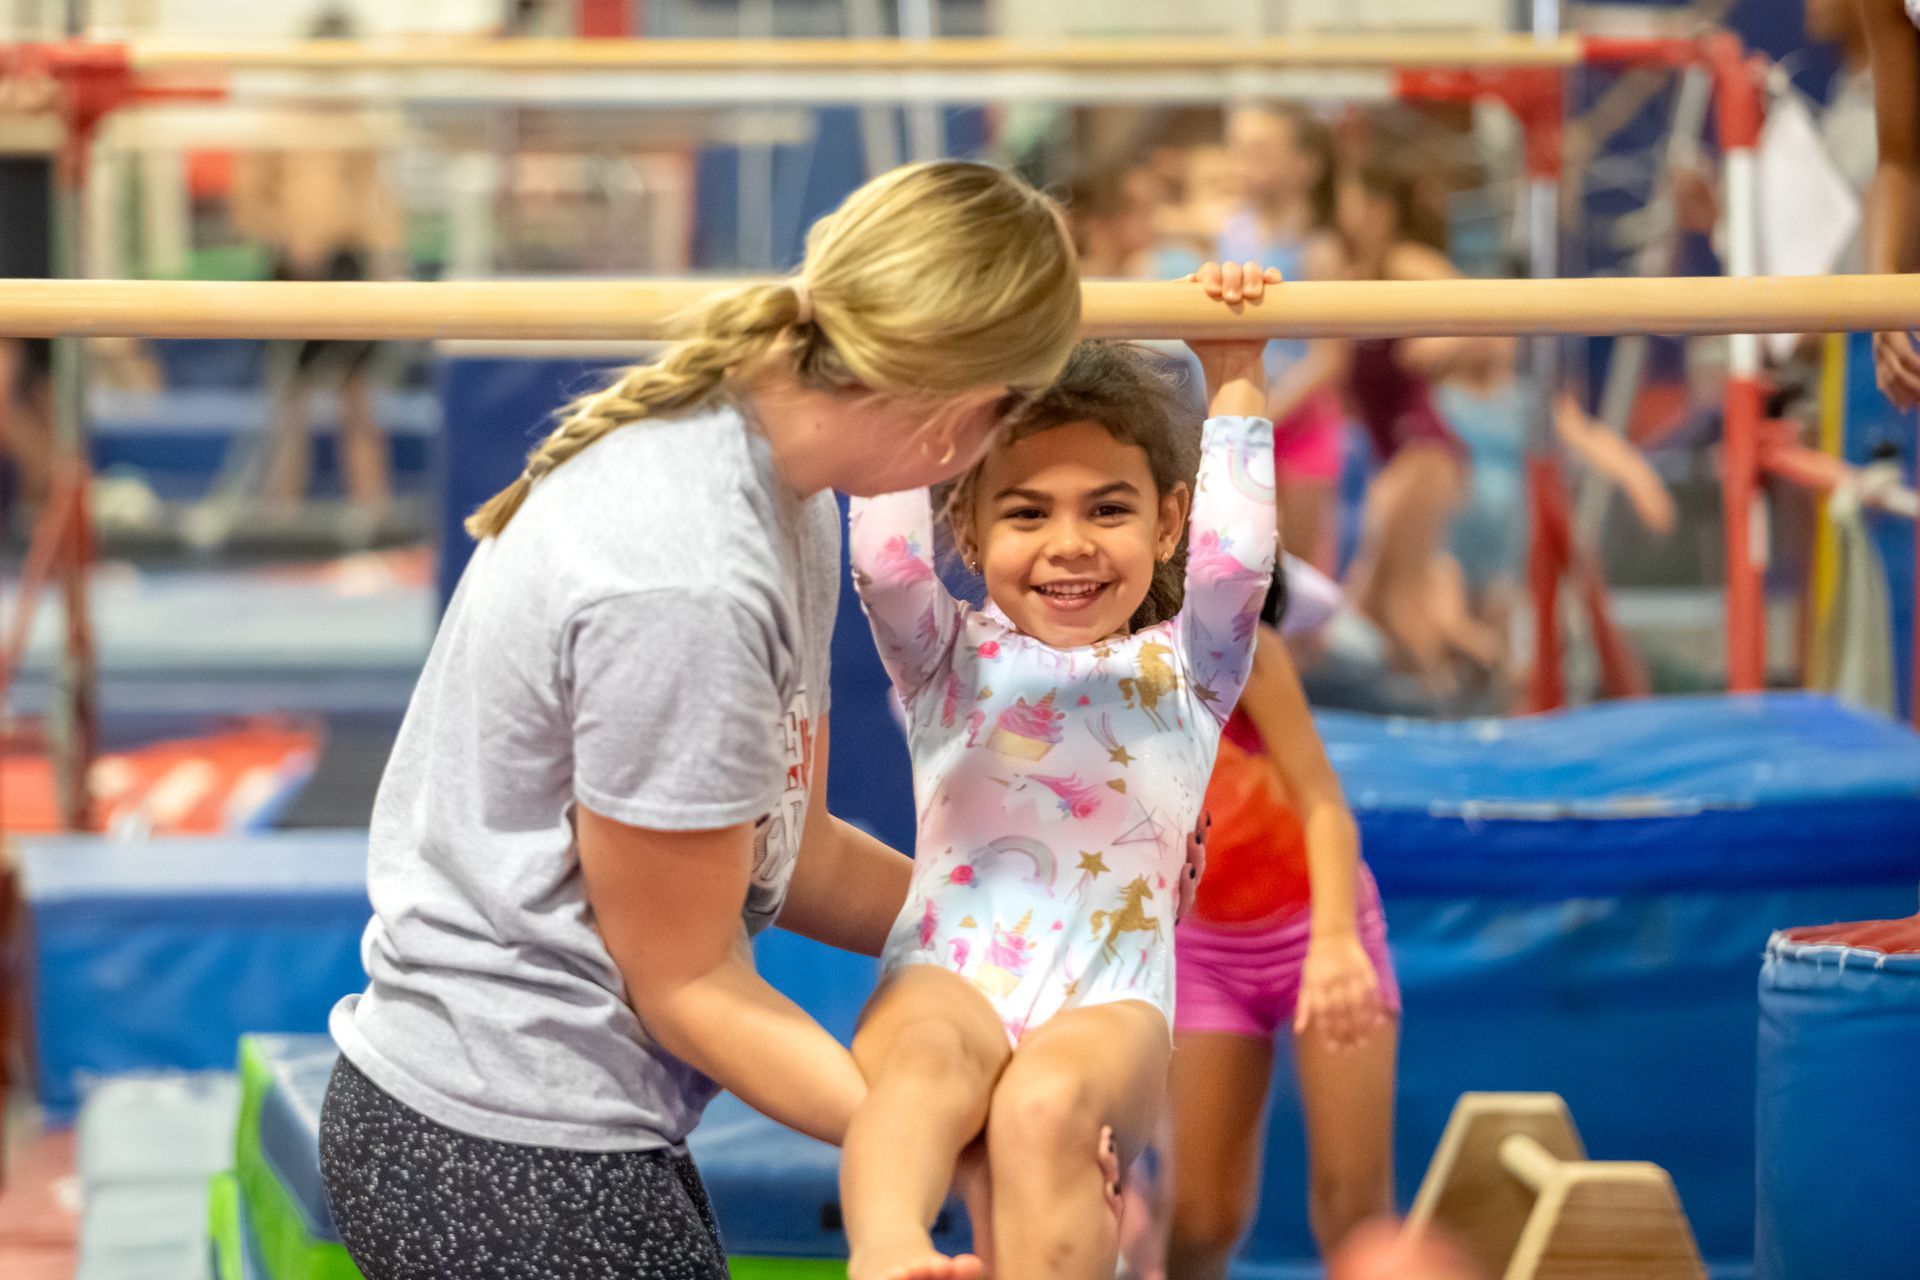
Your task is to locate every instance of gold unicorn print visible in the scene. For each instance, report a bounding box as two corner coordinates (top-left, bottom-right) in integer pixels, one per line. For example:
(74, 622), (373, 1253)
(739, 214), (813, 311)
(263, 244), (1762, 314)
(1118, 641), (1180, 732)
(1090, 876), (1162, 962)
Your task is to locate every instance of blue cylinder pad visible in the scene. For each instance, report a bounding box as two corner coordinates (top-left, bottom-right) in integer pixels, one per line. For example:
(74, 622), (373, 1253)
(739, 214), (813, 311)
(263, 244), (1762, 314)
(1756, 922), (1920, 1279)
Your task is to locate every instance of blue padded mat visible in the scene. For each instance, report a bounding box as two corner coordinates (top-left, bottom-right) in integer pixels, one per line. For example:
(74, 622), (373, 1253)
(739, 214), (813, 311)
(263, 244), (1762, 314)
(1321, 693), (1920, 896)
(22, 831), (370, 1121)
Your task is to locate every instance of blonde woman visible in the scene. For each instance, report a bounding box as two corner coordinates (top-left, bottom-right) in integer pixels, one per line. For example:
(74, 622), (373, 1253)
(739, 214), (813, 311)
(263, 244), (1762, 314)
(317, 161), (1081, 1280)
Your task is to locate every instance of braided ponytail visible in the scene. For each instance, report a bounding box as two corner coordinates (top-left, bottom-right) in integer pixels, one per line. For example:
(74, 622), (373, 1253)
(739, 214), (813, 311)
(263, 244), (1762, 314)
(466, 281), (811, 538)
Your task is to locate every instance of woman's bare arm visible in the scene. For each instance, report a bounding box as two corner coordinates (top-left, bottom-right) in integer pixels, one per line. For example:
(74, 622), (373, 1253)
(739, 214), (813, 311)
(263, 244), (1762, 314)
(577, 804), (867, 1146)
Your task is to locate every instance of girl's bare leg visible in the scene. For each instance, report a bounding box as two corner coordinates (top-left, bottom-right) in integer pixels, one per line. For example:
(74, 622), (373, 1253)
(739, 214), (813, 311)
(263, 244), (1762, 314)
(1295, 1017), (1399, 1254)
(845, 966), (1011, 1280)
(262, 377), (313, 515)
(987, 1000), (1172, 1280)
(1424, 554), (1504, 673)
(338, 369), (392, 522)
(1164, 1031), (1276, 1280)
(1348, 445), (1461, 684)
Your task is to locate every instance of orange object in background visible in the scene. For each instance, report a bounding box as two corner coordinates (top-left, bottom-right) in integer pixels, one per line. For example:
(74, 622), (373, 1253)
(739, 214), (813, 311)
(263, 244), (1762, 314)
(0, 718), (319, 835)
(1193, 737), (1311, 925)
(1782, 915), (1920, 956)
(185, 148), (233, 202)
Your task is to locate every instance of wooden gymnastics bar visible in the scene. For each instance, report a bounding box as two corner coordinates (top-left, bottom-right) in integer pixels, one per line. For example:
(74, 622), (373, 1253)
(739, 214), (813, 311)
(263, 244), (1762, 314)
(2, 275), (1918, 342)
(1408, 1093), (1706, 1280)
(119, 34), (1585, 75)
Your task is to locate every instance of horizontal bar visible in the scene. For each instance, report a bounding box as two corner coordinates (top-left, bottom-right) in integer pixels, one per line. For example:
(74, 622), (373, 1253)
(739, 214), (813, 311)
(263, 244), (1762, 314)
(122, 35), (1586, 74)
(210, 66), (1399, 108)
(2, 276), (1916, 342)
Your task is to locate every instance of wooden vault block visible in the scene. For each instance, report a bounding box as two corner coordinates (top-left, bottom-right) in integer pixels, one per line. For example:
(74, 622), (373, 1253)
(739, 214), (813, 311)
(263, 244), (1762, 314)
(1407, 1092), (1706, 1280)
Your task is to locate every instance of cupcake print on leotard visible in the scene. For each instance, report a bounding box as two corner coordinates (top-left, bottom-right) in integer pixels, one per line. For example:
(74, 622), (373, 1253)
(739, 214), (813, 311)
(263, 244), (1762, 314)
(989, 690), (1064, 760)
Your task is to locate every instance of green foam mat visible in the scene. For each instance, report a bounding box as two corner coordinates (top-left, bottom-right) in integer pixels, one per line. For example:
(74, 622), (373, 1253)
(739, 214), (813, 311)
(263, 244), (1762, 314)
(208, 1170), (248, 1280)
(235, 1038), (364, 1280)
(728, 1259), (848, 1279)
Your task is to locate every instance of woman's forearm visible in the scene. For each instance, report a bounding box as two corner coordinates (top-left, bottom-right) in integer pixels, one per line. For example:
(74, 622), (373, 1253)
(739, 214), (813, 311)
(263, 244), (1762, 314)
(575, 807), (868, 1147)
(645, 945), (867, 1146)
(781, 814), (913, 958)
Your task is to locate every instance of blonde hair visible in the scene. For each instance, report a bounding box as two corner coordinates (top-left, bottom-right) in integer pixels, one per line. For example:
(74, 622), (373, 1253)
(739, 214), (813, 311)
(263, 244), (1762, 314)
(467, 160), (1081, 538)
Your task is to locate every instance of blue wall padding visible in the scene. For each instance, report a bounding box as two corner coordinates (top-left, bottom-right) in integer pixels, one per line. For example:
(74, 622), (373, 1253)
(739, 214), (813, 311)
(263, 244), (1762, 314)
(21, 832), (370, 1122)
(1755, 934), (1920, 1279)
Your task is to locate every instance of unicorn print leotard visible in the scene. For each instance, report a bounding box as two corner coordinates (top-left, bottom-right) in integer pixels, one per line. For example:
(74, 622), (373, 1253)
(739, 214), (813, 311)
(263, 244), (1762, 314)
(849, 416), (1277, 1041)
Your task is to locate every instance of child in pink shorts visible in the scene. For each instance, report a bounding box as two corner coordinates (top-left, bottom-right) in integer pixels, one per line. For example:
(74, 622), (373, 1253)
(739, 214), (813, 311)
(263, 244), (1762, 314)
(1162, 597), (1400, 1279)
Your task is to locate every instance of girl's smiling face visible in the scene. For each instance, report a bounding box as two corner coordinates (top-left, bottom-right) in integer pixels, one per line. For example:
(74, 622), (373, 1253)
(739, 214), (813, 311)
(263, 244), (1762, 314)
(963, 420), (1188, 649)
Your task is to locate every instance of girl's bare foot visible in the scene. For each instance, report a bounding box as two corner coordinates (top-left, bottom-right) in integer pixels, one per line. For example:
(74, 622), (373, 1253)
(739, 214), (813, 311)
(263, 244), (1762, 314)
(850, 1235), (985, 1280)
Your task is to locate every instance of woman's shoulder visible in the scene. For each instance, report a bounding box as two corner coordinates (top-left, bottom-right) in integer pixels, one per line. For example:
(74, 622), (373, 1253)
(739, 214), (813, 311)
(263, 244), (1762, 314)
(514, 403), (788, 594)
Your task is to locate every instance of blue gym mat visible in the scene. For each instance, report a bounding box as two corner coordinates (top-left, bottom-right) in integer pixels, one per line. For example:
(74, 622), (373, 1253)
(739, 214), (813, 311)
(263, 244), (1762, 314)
(1324, 692), (1920, 897)
(22, 831), (371, 1121)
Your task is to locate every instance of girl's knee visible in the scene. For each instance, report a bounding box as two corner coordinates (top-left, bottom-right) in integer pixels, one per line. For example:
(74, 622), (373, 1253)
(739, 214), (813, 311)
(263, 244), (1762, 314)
(865, 1013), (993, 1086)
(1167, 1190), (1252, 1263)
(1308, 1164), (1392, 1246)
(988, 1068), (1104, 1164)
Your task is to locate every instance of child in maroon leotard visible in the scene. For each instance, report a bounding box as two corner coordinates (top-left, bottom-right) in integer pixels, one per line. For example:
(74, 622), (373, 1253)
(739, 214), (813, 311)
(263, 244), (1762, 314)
(1334, 154), (1509, 687)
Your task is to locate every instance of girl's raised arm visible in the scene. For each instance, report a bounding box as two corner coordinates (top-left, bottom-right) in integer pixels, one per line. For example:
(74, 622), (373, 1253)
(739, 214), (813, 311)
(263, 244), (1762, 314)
(1178, 415), (1278, 720)
(848, 489), (967, 703)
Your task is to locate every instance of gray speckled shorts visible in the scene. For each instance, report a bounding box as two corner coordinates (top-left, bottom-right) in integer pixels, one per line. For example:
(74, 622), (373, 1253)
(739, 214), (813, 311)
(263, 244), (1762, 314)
(319, 1056), (729, 1280)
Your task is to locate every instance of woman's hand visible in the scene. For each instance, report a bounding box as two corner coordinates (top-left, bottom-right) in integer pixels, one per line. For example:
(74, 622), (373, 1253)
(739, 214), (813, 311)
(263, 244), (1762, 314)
(1873, 328), (1920, 411)
(1294, 932), (1388, 1053)
(1183, 261), (1281, 418)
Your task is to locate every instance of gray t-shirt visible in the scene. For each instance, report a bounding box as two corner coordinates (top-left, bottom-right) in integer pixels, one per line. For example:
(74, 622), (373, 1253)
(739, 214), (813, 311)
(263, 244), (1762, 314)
(331, 402), (840, 1152)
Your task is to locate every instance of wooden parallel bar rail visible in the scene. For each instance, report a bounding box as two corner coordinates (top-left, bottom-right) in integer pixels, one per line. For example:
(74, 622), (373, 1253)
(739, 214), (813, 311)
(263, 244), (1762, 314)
(2, 276), (1918, 342)
(117, 34), (1586, 74)
(1498, 1133), (1564, 1192)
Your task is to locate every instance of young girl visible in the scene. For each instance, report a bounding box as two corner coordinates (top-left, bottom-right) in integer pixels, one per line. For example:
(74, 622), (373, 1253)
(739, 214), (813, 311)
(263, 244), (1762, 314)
(1336, 152), (1511, 686)
(1165, 600), (1400, 1279)
(1220, 103), (1353, 575)
(843, 266), (1281, 1280)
